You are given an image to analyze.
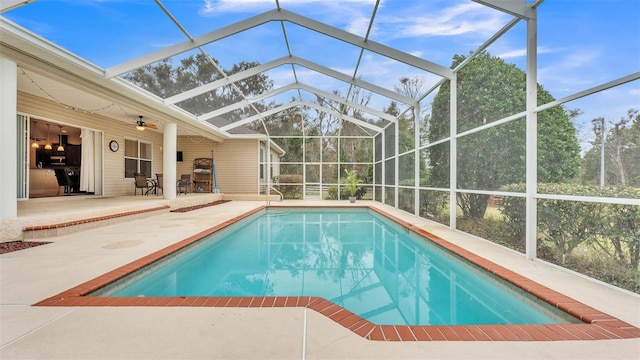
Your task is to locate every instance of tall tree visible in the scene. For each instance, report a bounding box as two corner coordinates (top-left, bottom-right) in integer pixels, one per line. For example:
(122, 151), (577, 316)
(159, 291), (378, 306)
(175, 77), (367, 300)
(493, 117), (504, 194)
(392, 76), (432, 184)
(123, 53), (273, 121)
(581, 108), (640, 186)
(429, 51), (580, 219)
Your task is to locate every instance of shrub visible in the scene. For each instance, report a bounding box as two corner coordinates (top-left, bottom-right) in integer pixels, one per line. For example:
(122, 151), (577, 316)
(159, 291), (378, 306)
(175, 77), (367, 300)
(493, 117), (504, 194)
(498, 182), (639, 293)
(324, 184), (367, 200)
(419, 191), (450, 225)
(456, 215), (523, 252)
(274, 174), (303, 199)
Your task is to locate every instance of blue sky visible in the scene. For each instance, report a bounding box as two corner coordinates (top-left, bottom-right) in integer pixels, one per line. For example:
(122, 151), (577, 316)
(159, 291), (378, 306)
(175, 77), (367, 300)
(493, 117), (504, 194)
(4, 0), (639, 148)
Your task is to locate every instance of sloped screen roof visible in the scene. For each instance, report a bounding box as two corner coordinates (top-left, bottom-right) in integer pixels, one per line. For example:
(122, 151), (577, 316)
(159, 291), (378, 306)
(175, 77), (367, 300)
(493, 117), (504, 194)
(98, 3), (462, 135)
(2, 0), (638, 138)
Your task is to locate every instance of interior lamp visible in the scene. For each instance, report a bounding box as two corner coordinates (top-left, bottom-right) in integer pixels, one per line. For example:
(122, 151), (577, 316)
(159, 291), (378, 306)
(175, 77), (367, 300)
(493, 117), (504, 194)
(57, 125), (65, 152)
(44, 123), (52, 150)
(31, 120), (40, 148)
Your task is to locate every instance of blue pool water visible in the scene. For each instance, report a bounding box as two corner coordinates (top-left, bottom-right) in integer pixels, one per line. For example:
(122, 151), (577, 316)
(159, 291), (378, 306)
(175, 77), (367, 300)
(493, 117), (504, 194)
(92, 208), (577, 326)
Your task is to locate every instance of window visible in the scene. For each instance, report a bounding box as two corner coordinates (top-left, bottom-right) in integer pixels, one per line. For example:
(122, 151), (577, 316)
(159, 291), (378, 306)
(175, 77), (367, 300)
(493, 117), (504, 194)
(124, 138), (152, 178)
(260, 147), (264, 180)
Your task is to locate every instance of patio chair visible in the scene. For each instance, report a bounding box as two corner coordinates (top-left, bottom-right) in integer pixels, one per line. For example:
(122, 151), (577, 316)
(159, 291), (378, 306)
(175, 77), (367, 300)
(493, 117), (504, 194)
(176, 174), (191, 195)
(155, 173), (163, 195)
(53, 168), (71, 195)
(134, 172), (154, 196)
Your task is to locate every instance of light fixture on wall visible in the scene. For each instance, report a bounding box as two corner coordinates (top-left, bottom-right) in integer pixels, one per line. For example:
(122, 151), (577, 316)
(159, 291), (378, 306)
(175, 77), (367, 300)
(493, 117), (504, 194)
(56, 125), (65, 152)
(31, 120), (40, 148)
(44, 123), (52, 150)
(136, 115), (145, 131)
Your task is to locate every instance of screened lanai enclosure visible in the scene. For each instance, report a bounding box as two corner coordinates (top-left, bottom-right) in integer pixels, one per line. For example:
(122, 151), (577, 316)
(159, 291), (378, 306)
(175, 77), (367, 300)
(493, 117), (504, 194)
(2, 0), (638, 293)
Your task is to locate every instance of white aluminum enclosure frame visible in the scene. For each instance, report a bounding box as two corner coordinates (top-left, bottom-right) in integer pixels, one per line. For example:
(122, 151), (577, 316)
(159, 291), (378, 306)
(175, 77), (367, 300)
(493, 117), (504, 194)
(2, 0), (638, 265)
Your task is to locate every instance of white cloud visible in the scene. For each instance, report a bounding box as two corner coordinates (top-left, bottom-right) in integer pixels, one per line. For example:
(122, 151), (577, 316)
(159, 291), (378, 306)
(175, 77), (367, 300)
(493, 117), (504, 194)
(201, 0), (375, 14)
(201, 0), (271, 14)
(538, 49), (600, 89)
(496, 46), (557, 59)
(393, 2), (508, 38)
(346, 16), (375, 38)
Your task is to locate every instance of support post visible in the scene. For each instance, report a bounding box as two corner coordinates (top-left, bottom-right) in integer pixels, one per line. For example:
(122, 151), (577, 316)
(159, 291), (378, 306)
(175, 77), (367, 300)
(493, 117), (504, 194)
(525, 8), (538, 259)
(449, 75), (457, 230)
(0, 57), (18, 220)
(414, 104), (421, 216)
(163, 122), (177, 199)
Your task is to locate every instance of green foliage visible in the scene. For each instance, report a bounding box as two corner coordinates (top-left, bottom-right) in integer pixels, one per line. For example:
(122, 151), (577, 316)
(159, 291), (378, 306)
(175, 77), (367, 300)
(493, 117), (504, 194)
(324, 184), (367, 200)
(499, 183), (640, 271)
(563, 250), (639, 293)
(497, 184), (527, 240)
(457, 216), (524, 252)
(274, 174), (303, 199)
(344, 169), (362, 197)
(419, 191), (450, 225)
(429, 51), (580, 219)
(123, 54), (273, 118)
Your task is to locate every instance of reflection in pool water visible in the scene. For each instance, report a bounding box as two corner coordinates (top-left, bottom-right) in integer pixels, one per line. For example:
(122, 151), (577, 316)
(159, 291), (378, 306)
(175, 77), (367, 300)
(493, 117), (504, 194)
(93, 208), (578, 326)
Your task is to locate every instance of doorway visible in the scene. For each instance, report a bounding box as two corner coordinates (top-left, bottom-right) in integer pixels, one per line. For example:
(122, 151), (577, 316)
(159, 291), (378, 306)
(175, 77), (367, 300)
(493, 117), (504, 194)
(26, 117), (102, 198)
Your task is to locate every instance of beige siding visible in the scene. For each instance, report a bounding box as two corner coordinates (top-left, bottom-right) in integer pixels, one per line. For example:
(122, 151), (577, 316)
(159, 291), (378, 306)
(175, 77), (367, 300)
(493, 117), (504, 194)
(18, 92), (163, 196)
(19, 92), (260, 196)
(176, 137), (259, 193)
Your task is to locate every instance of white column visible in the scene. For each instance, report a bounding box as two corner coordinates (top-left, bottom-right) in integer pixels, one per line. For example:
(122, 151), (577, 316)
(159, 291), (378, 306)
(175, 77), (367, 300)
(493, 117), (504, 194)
(163, 123), (177, 199)
(0, 57), (18, 220)
(449, 76), (457, 230)
(394, 119), (399, 208)
(525, 10), (538, 259)
(381, 131), (386, 204)
(414, 104), (420, 216)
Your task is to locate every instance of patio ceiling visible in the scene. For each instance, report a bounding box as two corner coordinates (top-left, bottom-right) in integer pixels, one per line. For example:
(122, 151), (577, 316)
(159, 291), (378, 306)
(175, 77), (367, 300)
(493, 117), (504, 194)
(0, 0), (536, 138)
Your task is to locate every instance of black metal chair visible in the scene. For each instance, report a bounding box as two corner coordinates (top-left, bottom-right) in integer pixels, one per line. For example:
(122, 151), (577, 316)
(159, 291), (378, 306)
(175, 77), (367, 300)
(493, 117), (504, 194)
(155, 173), (163, 195)
(53, 168), (71, 195)
(134, 172), (154, 195)
(176, 174), (191, 195)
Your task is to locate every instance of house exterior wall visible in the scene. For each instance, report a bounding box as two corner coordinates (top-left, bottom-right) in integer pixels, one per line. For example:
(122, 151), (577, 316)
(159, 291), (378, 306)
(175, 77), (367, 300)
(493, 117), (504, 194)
(19, 92), (261, 196)
(176, 137), (259, 194)
(18, 92), (164, 196)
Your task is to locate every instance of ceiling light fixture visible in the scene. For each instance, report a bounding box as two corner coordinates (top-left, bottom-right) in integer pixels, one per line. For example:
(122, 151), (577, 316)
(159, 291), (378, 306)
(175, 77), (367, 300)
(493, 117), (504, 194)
(136, 115), (146, 131)
(44, 123), (52, 150)
(57, 125), (65, 152)
(31, 120), (40, 148)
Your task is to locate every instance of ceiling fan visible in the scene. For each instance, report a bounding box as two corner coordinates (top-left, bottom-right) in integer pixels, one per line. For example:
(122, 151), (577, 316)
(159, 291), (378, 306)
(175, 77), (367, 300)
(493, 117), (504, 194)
(135, 115), (158, 131)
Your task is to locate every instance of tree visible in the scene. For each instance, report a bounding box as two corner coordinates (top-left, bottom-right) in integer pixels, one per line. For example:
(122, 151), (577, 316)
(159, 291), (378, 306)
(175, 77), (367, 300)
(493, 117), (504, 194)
(123, 53), (273, 120)
(581, 109), (640, 186)
(394, 76), (432, 147)
(429, 51), (580, 219)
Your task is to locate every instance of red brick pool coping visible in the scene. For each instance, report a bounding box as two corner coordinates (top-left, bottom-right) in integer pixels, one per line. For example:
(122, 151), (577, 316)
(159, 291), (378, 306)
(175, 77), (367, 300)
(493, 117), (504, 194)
(34, 205), (640, 342)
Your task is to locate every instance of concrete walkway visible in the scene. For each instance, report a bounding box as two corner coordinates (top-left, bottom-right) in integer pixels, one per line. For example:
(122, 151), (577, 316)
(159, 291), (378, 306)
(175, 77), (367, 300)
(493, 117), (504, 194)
(1, 200), (639, 359)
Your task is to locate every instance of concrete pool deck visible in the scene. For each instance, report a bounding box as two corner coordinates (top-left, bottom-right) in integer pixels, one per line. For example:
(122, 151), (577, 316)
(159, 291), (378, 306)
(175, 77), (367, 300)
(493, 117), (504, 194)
(1, 198), (639, 359)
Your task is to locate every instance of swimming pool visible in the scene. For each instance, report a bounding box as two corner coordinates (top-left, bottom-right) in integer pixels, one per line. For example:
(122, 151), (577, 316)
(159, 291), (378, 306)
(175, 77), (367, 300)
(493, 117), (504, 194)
(90, 208), (576, 326)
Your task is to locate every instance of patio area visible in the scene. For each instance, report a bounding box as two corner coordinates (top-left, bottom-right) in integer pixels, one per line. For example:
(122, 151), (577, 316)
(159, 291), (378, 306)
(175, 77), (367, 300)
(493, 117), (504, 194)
(1, 197), (639, 359)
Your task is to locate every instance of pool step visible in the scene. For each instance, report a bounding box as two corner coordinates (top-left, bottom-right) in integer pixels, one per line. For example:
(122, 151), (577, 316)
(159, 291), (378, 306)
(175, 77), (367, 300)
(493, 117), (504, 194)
(22, 205), (171, 240)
